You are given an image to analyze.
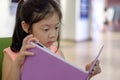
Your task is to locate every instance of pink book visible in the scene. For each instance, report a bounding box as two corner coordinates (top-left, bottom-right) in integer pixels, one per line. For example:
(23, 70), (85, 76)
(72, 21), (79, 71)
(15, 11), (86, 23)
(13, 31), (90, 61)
(21, 42), (104, 80)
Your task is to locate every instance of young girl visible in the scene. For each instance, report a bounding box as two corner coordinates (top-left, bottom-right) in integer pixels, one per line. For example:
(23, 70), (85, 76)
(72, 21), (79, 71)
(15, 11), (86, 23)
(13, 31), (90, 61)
(2, 0), (101, 80)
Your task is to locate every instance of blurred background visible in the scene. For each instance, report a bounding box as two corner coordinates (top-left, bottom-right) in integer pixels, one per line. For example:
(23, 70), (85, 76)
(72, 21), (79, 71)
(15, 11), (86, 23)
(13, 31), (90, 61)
(0, 0), (120, 80)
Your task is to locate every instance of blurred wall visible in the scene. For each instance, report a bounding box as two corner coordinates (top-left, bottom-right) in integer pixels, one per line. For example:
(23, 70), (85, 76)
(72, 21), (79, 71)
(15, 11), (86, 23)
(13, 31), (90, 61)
(0, 0), (16, 37)
(105, 0), (120, 7)
(61, 0), (91, 41)
(61, 0), (76, 40)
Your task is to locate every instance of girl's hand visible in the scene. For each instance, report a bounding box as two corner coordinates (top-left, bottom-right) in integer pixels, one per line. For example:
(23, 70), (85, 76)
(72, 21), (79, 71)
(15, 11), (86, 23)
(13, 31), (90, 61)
(14, 34), (39, 67)
(85, 60), (101, 80)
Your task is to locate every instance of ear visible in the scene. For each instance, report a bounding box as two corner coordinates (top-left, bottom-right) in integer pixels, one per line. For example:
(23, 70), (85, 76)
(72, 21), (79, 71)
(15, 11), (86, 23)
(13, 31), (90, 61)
(21, 21), (29, 33)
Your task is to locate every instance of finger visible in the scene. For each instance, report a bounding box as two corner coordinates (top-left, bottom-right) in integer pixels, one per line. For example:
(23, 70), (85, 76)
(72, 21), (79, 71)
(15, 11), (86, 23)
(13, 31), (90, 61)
(25, 44), (36, 50)
(24, 51), (34, 56)
(86, 60), (100, 71)
(92, 65), (101, 75)
(23, 34), (34, 44)
(95, 60), (100, 66)
(91, 70), (100, 76)
(28, 37), (39, 43)
(97, 67), (101, 73)
(21, 43), (36, 52)
(85, 64), (90, 71)
(95, 66), (101, 73)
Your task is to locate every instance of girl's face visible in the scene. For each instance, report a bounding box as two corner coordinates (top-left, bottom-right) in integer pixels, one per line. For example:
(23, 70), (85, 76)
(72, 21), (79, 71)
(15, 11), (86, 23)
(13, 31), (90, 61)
(32, 13), (60, 48)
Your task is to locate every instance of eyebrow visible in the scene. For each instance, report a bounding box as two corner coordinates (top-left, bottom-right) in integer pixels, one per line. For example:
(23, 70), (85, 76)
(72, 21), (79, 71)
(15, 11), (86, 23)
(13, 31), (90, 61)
(43, 22), (60, 27)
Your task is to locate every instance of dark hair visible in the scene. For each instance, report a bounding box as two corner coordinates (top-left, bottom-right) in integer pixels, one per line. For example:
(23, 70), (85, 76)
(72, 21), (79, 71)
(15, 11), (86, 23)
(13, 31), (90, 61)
(10, 0), (62, 52)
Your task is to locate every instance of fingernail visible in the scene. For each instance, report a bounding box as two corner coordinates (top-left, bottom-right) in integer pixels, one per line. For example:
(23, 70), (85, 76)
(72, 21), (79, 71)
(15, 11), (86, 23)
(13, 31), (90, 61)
(31, 53), (34, 55)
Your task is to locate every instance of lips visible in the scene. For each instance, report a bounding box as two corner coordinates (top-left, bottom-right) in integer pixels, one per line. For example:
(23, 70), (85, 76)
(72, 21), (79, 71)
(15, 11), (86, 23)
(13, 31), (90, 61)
(47, 41), (54, 45)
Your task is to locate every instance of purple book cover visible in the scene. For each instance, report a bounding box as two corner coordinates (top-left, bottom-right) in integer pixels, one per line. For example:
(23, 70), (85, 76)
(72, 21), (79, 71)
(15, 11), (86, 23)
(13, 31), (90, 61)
(20, 42), (103, 80)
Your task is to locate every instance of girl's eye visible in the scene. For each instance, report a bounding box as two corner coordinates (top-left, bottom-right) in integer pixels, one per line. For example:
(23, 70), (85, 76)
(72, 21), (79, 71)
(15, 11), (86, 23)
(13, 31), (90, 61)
(55, 26), (59, 30)
(43, 28), (49, 31)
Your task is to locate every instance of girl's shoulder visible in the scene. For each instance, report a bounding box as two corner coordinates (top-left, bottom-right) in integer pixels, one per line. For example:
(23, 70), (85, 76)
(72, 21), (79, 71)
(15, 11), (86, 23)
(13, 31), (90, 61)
(50, 45), (59, 54)
(3, 47), (18, 61)
(50, 46), (64, 59)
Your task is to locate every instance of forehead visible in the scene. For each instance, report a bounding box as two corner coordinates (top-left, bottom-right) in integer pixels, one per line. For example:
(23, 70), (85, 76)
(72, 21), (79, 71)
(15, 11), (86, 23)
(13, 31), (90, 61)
(36, 13), (60, 26)
(43, 12), (59, 23)
(33, 13), (60, 26)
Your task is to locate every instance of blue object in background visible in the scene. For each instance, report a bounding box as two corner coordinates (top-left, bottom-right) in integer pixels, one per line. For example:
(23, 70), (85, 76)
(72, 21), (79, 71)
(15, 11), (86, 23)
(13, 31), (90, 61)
(12, 0), (19, 2)
(9, 2), (18, 16)
(80, 0), (89, 19)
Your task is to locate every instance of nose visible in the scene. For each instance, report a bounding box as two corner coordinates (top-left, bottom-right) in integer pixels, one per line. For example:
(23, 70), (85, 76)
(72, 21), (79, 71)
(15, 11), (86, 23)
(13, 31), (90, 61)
(48, 30), (56, 38)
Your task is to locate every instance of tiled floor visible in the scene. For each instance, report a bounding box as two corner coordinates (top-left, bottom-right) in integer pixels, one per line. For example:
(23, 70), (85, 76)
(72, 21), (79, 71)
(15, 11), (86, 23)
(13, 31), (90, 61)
(60, 32), (120, 80)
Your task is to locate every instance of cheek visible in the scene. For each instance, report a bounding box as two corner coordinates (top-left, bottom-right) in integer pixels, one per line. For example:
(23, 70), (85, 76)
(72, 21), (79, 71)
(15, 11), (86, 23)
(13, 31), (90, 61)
(32, 30), (39, 38)
(39, 33), (46, 39)
(34, 32), (46, 40)
(32, 29), (45, 40)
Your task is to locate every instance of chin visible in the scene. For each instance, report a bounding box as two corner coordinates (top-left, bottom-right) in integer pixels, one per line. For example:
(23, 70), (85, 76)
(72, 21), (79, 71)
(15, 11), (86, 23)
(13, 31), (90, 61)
(45, 45), (51, 48)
